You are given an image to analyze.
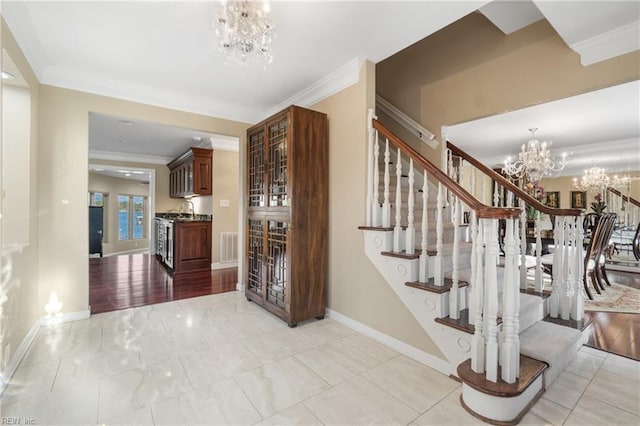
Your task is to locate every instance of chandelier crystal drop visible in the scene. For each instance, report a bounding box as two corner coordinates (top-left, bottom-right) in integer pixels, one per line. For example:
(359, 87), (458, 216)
(502, 128), (568, 183)
(213, 0), (275, 65)
(572, 166), (610, 193)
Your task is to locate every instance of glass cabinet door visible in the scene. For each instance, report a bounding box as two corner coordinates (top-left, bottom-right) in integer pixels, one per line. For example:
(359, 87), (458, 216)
(265, 219), (288, 310)
(247, 218), (264, 296)
(248, 129), (265, 208)
(267, 117), (289, 207)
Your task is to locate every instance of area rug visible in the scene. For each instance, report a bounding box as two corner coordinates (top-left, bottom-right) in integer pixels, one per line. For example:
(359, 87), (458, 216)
(584, 282), (640, 314)
(526, 274), (640, 314)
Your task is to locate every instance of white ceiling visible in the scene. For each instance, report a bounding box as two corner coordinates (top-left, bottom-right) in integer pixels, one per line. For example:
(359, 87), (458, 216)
(89, 112), (238, 165)
(3, 0), (639, 168)
(445, 80), (640, 176)
(2, 0), (488, 124)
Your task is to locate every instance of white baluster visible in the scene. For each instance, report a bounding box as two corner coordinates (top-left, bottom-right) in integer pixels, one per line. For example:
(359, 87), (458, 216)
(372, 130), (380, 227)
(406, 159), (416, 255)
(419, 172), (429, 282)
(471, 216), (485, 373)
(550, 216), (565, 318)
(434, 182), (444, 287)
(519, 200), (527, 290)
(468, 169), (477, 323)
(449, 196), (460, 319)
(493, 182), (500, 207)
(485, 219), (500, 383)
(393, 149), (403, 252)
(501, 217), (519, 383)
(572, 215), (585, 321)
(382, 139), (391, 227)
(366, 109), (375, 226)
(468, 209), (477, 324)
(561, 217), (571, 319)
(482, 175), (487, 204)
(534, 210), (543, 293)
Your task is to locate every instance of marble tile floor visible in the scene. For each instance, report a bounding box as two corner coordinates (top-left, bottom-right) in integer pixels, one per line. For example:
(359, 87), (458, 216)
(2, 291), (639, 425)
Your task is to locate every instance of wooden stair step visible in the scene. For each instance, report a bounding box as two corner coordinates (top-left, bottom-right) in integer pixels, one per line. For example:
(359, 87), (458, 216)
(406, 277), (469, 294)
(434, 308), (476, 334)
(457, 355), (547, 398)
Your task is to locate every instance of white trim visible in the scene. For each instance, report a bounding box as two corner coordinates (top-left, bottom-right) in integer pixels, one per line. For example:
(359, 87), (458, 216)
(103, 248), (150, 257)
(89, 149), (173, 165)
(376, 95), (439, 149)
(325, 308), (454, 376)
(571, 20), (640, 66)
(41, 309), (91, 327)
(263, 57), (361, 120)
(211, 261), (238, 270)
(2, 1), (48, 80)
(0, 320), (40, 396)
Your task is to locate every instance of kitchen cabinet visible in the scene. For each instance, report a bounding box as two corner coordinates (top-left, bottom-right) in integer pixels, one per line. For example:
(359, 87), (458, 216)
(168, 147), (213, 198)
(173, 221), (212, 273)
(154, 216), (211, 274)
(245, 105), (328, 327)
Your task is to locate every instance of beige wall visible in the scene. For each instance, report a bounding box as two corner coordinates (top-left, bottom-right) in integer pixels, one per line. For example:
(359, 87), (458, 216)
(211, 150), (239, 265)
(312, 61), (445, 358)
(91, 159), (174, 213)
(1, 19), (41, 372)
(377, 14), (640, 167)
(88, 172), (150, 256)
(38, 85), (249, 315)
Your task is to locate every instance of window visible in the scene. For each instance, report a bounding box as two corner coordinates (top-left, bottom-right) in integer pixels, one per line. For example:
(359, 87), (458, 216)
(89, 191), (108, 243)
(90, 192), (105, 207)
(118, 194), (147, 240)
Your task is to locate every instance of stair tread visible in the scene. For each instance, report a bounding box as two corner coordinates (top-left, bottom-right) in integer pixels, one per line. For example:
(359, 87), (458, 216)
(406, 277), (469, 294)
(519, 321), (584, 387)
(457, 355), (547, 398)
(520, 321), (583, 364)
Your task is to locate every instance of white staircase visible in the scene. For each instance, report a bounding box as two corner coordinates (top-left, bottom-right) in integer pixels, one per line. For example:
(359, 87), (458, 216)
(361, 111), (587, 424)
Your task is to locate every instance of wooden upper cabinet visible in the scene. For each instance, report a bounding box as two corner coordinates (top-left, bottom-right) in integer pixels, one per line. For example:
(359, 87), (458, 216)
(168, 147), (213, 198)
(245, 105), (328, 327)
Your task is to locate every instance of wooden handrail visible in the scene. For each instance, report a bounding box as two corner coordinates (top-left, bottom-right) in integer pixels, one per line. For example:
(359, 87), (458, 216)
(446, 141), (583, 217)
(373, 120), (521, 219)
(608, 187), (640, 208)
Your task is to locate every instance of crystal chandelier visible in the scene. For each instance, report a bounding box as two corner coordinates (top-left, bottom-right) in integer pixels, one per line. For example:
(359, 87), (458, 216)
(502, 128), (567, 182)
(572, 166), (610, 193)
(213, 0), (275, 65)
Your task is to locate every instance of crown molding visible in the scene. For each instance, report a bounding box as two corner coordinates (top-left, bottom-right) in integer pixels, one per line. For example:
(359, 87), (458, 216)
(41, 65), (260, 123)
(571, 20), (640, 66)
(263, 57), (361, 120)
(89, 149), (173, 165)
(2, 1), (48, 80)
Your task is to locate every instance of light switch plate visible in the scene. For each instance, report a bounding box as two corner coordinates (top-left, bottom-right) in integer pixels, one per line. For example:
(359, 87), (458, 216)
(219, 199), (230, 207)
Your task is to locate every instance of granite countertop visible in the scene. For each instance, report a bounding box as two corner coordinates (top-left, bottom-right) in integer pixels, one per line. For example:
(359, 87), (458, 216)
(155, 213), (212, 222)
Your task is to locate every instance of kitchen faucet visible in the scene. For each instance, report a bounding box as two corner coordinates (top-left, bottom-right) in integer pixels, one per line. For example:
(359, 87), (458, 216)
(181, 199), (195, 219)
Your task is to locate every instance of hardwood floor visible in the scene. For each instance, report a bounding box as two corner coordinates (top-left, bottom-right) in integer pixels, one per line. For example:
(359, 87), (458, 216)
(583, 269), (640, 361)
(89, 253), (237, 314)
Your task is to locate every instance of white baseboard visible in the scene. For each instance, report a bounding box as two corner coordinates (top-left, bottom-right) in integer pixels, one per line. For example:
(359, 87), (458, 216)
(103, 248), (149, 257)
(0, 320), (40, 396)
(40, 309), (91, 326)
(211, 261), (238, 270)
(325, 308), (453, 376)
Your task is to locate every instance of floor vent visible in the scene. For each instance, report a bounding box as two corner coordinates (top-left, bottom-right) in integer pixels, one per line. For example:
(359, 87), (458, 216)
(220, 232), (238, 263)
